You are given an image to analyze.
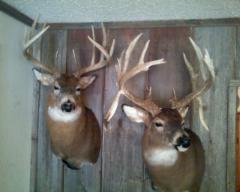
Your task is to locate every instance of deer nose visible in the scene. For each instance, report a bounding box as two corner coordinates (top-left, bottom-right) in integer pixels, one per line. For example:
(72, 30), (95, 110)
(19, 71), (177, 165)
(61, 100), (75, 113)
(178, 135), (191, 148)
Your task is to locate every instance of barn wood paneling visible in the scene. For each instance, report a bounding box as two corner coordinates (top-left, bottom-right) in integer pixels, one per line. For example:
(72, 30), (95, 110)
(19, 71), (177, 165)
(148, 27), (192, 106)
(31, 24), (239, 192)
(236, 27), (240, 192)
(227, 82), (238, 192)
(192, 26), (236, 192)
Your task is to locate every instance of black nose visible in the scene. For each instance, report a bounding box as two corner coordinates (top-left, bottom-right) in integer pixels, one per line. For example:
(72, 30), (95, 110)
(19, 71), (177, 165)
(177, 135), (191, 148)
(61, 100), (75, 112)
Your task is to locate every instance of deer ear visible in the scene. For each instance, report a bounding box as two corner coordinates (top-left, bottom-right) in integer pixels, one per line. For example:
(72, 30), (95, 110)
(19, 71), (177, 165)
(122, 105), (150, 124)
(33, 69), (55, 86)
(178, 107), (189, 119)
(79, 75), (96, 89)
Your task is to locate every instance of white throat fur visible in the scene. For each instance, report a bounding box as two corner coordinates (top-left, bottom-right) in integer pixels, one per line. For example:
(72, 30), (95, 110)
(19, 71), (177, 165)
(48, 106), (81, 123)
(144, 148), (178, 166)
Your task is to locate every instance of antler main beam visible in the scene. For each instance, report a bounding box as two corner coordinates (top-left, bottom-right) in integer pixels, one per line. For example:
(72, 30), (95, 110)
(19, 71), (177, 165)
(105, 34), (166, 122)
(75, 24), (115, 77)
(23, 17), (52, 73)
(170, 37), (216, 130)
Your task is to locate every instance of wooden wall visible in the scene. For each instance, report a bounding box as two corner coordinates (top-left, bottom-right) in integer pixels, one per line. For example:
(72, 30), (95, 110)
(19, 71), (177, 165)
(30, 23), (239, 192)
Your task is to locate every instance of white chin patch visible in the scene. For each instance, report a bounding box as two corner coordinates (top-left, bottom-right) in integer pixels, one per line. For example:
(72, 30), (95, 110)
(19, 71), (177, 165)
(176, 145), (189, 152)
(144, 148), (178, 167)
(48, 106), (81, 123)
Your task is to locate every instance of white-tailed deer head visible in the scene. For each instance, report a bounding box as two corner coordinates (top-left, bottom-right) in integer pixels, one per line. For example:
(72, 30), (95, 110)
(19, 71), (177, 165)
(105, 35), (215, 191)
(24, 18), (115, 169)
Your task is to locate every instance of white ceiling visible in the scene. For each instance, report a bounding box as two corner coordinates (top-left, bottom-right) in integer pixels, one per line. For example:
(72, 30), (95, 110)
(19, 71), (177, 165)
(3, 0), (240, 23)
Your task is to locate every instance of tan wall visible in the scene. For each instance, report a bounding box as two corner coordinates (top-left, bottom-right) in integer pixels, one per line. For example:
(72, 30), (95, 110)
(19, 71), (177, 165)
(0, 12), (33, 192)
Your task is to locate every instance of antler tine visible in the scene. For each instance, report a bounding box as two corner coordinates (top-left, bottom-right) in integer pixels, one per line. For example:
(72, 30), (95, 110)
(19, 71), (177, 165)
(105, 34), (166, 122)
(171, 38), (215, 130)
(90, 26), (96, 66)
(123, 33), (143, 73)
(116, 51), (125, 81)
(72, 49), (78, 66)
(24, 17), (52, 73)
(76, 24), (115, 77)
(139, 40), (150, 65)
(183, 52), (209, 131)
(100, 23), (107, 62)
(237, 87), (240, 112)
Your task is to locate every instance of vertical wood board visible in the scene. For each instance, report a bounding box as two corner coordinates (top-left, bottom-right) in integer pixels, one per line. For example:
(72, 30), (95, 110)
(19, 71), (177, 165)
(192, 26), (236, 192)
(227, 83), (238, 192)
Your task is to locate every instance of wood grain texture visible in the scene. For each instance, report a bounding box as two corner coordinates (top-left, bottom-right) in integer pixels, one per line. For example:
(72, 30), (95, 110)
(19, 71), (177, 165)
(236, 27), (240, 192)
(227, 83), (238, 192)
(192, 26), (236, 192)
(148, 27), (192, 107)
(35, 30), (67, 192)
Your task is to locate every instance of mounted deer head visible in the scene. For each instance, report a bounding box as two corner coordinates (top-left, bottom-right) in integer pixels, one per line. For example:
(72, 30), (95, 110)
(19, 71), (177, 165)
(105, 35), (215, 191)
(24, 18), (115, 169)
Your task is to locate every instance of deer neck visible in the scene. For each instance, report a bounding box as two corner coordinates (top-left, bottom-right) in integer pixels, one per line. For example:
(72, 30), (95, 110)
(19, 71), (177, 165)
(143, 130), (179, 167)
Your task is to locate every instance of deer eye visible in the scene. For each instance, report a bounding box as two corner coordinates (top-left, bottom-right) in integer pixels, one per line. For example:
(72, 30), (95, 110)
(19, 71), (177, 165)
(53, 85), (60, 95)
(54, 86), (60, 90)
(75, 86), (81, 95)
(155, 122), (163, 127)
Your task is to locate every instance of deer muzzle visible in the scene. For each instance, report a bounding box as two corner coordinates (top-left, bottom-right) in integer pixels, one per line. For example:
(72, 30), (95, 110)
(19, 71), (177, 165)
(61, 99), (76, 113)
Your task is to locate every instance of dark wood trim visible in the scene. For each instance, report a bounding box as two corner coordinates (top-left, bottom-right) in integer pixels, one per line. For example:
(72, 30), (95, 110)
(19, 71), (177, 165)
(49, 18), (240, 30)
(0, 0), (33, 26)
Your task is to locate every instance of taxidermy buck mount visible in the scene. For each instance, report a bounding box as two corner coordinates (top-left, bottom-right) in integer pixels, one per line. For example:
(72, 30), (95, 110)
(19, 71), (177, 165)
(105, 34), (215, 192)
(24, 19), (115, 169)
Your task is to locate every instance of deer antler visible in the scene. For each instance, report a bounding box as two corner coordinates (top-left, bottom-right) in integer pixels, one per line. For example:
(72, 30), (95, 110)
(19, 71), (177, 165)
(24, 16), (52, 73)
(170, 37), (216, 130)
(105, 34), (166, 122)
(74, 24), (115, 77)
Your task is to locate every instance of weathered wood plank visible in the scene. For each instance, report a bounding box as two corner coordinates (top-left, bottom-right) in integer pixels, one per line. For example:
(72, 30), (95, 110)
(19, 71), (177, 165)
(102, 29), (149, 192)
(234, 27), (240, 80)
(35, 30), (67, 192)
(235, 30), (240, 192)
(148, 27), (192, 106)
(63, 28), (103, 192)
(227, 83), (238, 192)
(192, 26), (236, 192)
